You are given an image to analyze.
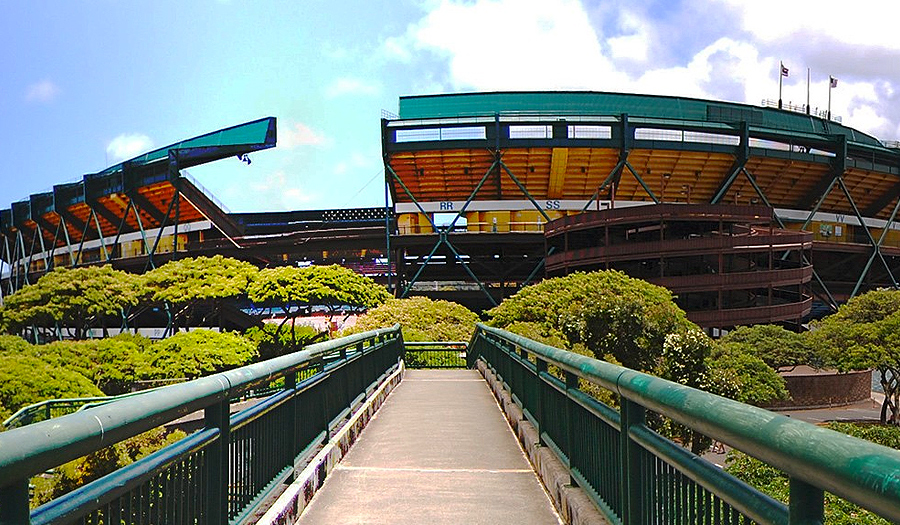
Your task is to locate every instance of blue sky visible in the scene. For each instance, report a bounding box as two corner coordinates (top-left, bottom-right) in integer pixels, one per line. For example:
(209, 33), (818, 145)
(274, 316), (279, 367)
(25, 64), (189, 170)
(3, 0), (899, 213)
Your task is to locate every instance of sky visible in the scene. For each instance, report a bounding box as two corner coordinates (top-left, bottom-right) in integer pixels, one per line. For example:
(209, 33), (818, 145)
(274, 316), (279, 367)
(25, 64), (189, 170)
(3, 0), (900, 214)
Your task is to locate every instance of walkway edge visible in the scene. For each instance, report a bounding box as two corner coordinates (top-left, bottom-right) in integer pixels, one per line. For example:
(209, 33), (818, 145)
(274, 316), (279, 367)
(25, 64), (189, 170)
(477, 360), (610, 525)
(256, 361), (405, 525)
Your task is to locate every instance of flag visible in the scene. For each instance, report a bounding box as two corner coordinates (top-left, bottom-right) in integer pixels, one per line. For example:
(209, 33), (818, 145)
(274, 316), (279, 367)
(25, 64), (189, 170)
(830, 76), (838, 88)
(781, 64), (789, 77)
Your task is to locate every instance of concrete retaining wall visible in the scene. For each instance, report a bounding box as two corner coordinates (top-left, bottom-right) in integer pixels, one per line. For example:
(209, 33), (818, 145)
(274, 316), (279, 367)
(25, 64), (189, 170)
(766, 367), (872, 410)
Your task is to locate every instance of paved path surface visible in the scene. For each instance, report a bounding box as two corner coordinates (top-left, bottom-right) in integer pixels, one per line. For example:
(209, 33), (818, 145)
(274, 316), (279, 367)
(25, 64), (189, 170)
(296, 369), (562, 524)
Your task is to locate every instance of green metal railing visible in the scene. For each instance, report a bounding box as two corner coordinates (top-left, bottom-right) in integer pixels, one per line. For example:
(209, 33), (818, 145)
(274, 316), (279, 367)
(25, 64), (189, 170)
(403, 341), (467, 369)
(468, 324), (900, 525)
(0, 325), (403, 525)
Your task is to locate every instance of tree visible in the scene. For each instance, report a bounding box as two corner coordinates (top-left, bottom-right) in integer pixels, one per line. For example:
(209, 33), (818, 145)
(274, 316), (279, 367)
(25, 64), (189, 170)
(140, 330), (258, 380)
(488, 271), (722, 452)
(705, 342), (789, 406)
(0, 354), (102, 421)
(243, 323), (327, 361)
(346, 296), (478, 342)
(248, 264), (390, 343)
(1, 266), (140, 340)
(720, 325), (813, 371)
(140, 255), (259, 332)
(809, 289), (900, 424)
(487, 271), (696, 371)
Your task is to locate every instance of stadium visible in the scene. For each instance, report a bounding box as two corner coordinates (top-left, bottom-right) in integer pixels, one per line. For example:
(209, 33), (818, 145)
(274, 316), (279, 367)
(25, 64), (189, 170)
(5, 91), (900, 332)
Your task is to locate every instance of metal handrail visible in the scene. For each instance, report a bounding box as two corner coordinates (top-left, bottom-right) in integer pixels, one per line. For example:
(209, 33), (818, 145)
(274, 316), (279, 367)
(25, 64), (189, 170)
(0, 325), (403, 524)
(403, 341), (468, 369)
(469, 324), (900, 524)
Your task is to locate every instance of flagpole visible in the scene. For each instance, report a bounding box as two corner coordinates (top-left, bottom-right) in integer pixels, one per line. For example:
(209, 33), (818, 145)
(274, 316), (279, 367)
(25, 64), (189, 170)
(779, 61), (784, 109)
(806, 68), (811, 115)
(828, 76), (833, 120)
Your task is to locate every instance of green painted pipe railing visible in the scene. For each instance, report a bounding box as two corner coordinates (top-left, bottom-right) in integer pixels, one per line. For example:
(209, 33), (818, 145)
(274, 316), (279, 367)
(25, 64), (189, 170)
(468, 324), (900, 525)
(0, 325), (403, 525)
(403, 341), (468, 369)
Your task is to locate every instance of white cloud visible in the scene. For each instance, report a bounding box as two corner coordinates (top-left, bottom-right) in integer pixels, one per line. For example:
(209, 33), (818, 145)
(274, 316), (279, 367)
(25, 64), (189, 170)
(721, 0), (900, 49)
(401, 0), (625, 91)
(25, 80), (60, 103)
(326, 77), (381, 98)
(606, 11), (649, 62)
(278, 122), (327, 148)
(384, 0), (900, 140)
(106, 133), (154, 163)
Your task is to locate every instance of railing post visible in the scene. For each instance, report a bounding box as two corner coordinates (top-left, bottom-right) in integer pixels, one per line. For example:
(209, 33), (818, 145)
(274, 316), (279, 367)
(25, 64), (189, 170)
(565, 370), (579, 486)
(789, 477), (824, 525)
(0, 479), (31, 525)
(286, 371), (298, 465)
(535, 358), (546, 437)
(620, 398), (645, 525)
(204, 400), (230, 524)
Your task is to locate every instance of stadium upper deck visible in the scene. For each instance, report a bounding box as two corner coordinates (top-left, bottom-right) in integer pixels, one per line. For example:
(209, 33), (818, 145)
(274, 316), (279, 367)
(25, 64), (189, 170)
(6, 92), (900, 327)
(383, 92), (900, 324)
(0, 118), (391, 297)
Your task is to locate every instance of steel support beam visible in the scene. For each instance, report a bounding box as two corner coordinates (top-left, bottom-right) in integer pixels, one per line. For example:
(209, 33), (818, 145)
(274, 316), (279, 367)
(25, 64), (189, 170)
(127, 190), (167, 224)
(145, 186), (180, 272)
(584, 114), (630, 211)
(107, 199), (134, 262)
(129, 197), (153, 261)
(57, 214), (76, 266)
(852, 195), (900, 297)
(91, 208), (110, 261)
(710, 122), (750, 204)
(624, 160), (660, 204)
(742, 166), (838, 311)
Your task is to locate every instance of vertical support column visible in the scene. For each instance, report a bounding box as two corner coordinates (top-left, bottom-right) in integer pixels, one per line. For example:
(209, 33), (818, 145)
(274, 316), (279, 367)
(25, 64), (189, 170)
(203, 400), (230, 524)
(0, 479), (31, 525)
(620, 398), (646, 524)
(789, 477), (824, 525)
(384, 176), (392, 294)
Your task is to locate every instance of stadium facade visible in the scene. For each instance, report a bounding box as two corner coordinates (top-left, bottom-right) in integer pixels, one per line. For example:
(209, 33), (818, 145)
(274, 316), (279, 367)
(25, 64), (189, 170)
(5, 92), (900, 331)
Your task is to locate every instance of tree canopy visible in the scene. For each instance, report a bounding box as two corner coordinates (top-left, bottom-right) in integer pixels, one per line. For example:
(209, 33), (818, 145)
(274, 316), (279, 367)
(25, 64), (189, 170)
(705, 342), (789, 406)
(347, 296), (478, 342)
(141, 255), (258, 305)
(1, 266), (140, 339)
(0, 354), (103, 421)
(809, 289), (900, 424)
(720, 324), (813, 371)
(248, 264), (390, 344)
(249, 264), (389, 312)
(487, 271), (695, 372)
(141, 330), (258, 380)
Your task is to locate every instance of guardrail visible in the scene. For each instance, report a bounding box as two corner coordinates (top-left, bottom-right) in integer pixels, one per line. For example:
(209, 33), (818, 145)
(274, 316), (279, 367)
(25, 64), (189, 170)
(0, 325), (403, 525)
(403, 341), (468, 368)
(2, 390), (164, 430)
(468, 324), (900, 524)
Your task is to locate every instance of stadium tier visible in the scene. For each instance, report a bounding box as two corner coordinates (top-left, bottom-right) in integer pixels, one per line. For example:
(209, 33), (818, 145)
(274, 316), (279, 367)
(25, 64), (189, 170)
(383, 92), (900, 328)
(6, 92), (900, 330)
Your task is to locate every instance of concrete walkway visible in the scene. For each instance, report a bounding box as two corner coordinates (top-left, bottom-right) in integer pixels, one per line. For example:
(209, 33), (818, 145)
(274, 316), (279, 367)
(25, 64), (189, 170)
(296, 369), (562, 524)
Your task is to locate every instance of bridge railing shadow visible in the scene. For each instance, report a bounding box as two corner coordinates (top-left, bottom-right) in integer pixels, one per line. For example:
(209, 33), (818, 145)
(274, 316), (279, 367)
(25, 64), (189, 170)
(468, 323), (900, 524)
(0, 325), (403, 525)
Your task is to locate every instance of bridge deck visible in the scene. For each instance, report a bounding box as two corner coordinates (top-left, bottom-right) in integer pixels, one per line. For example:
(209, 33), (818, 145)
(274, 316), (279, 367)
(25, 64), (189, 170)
(296, 369), (562, 524)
